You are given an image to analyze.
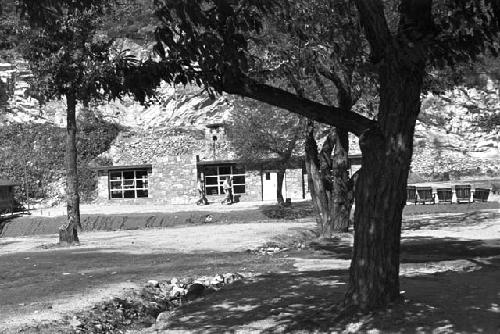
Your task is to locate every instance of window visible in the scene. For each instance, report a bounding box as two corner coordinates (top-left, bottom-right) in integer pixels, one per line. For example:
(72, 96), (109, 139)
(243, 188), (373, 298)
(109, 170), (149, 199)
(203, 165), (246, 195)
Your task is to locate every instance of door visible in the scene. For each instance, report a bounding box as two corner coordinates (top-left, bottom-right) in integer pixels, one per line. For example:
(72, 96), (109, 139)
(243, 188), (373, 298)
(262, 172), (277, 201)
(262, 171), (288, 201)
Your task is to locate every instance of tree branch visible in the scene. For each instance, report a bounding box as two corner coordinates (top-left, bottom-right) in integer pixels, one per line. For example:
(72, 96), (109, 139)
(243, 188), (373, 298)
(222, 74), (376, 136)
(354, 0), (392, 63)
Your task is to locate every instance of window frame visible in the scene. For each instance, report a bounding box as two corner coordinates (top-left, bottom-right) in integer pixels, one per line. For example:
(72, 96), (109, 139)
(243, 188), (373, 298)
(203, 164), (246, 196)
(108, 169), (149, 199)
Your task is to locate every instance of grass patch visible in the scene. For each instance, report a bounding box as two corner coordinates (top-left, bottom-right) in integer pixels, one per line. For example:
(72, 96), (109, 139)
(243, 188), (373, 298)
(260, 203), (315, 220)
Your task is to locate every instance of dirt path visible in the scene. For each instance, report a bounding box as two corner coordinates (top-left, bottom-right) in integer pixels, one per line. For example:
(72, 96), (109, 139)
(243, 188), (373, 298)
(0, 221), (314, 332)
(2, 209), (500, 333)
(0, 221), (313, 255)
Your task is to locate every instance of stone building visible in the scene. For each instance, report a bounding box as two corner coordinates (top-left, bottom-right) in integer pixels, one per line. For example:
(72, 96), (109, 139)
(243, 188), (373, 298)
(94, 123), (362, 204)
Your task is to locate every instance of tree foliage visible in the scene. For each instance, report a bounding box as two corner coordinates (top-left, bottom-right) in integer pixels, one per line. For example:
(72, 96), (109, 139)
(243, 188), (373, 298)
(0, 116), (119, 203)
(17, 1), (136, 103)
(227, 99), (304, 162)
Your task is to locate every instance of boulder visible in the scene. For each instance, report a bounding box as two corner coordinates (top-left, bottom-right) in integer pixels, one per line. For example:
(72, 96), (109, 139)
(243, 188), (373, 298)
(186, 283), (205, 299)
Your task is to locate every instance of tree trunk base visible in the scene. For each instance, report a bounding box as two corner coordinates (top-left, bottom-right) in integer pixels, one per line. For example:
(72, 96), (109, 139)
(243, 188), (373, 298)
(342, 292), (405, 315)
(58, 224), (79, 246)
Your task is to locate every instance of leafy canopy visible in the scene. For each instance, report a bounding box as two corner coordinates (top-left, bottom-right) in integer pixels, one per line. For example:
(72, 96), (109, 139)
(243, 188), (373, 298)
(227, 99), (304, 162)
(17, 0), (145, 103)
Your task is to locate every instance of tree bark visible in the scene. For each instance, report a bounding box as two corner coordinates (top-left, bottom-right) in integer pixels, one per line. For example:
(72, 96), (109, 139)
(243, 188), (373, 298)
(304, 121), (331, 235)
(330, 128), (350, 233)
(312, 70), (354, 234)
(344, 50), (424, 310)
(59, 92), (80, 245)
(276, 168), (285, 205)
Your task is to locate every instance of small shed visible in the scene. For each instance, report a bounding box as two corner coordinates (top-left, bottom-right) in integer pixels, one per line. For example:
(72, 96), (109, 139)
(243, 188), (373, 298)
(0, 179), (18, 213)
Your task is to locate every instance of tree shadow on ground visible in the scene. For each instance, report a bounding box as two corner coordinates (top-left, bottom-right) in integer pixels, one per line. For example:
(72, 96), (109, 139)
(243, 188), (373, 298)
(162, 269), (348, 333)
(308, 236), (500, 263)
(403, 210), (500, 230)
(163, 257), (500, 333)
(401, 236), (500, 262)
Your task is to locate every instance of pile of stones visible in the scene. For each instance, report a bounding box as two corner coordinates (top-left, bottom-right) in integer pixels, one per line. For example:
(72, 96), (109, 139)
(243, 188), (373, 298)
(69, 273), (244, 333)
(249, 241), (307, 255)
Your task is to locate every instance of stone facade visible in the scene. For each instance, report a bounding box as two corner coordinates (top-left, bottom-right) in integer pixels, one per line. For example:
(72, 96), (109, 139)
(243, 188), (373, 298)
(244, 170), (262, 201)
(150, 155), (198, 204)
(95, 158), (308, 204)
(96, 171), (109, 200)
(283, 168), (305, 200)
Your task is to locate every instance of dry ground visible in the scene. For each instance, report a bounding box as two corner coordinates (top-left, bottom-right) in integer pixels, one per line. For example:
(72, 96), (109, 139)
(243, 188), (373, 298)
(0, 221), (313, 332)
(0, 202), (499, 333)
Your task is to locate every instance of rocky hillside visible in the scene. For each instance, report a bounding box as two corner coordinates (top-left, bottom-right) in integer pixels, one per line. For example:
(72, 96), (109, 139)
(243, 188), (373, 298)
(1, 59), (499, 190)
(411, 84), (500, 179)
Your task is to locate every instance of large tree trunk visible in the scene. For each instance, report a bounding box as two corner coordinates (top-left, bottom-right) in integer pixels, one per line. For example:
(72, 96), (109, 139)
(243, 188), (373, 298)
(59, 93), (81, 245)
(345, 51), (424, 310)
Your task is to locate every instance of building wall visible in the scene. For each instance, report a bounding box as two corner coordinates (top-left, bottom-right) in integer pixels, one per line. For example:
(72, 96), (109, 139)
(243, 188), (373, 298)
(240, 170), (262, 201)
(150, 155), (198, 204)
(97, 171), (109, 200)
(285, 168), (304, 200)
(97, 156), (359, 204)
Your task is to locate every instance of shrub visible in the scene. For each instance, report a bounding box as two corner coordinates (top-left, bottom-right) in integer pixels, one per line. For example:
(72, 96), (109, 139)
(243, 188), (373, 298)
(0, 116), (120, 204)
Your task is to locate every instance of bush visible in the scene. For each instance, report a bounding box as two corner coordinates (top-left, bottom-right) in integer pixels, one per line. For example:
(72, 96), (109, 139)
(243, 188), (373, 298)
(261, 203), (314, 220)
(0, 116), (120, 204)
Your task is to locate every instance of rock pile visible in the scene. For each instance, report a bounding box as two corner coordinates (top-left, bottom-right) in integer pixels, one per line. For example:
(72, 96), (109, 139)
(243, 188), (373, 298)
(69, 272), (245, 333)
(103, 128), (237, 166)
(248, 241), (307, 255)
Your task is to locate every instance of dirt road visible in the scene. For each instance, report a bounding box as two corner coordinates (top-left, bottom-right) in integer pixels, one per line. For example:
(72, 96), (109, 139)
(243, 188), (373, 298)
(0, 221), (314, 332)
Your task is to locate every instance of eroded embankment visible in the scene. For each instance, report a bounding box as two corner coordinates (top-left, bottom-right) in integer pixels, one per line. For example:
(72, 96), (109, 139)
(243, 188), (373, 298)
(0, 210), (276, 237)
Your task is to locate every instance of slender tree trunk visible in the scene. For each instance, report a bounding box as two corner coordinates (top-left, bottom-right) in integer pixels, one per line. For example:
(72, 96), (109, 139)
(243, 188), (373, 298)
(330, 128), (350, 232)
(345, 51), (424, 310)
(276, 168), (285, 205)
(59, 92), (80, 245)
(305, 120), (354, 237)
(304, 121), (331, 235)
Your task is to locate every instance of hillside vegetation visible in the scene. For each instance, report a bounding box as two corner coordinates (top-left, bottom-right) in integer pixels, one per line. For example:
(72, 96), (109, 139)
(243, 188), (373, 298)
(0, 114), (119, 206)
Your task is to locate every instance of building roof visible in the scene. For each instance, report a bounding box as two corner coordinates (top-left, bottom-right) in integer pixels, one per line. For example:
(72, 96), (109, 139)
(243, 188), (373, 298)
(92, 164), (153, 171)
(0, 179), (18, 186)
(197, 154), (362, 166)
